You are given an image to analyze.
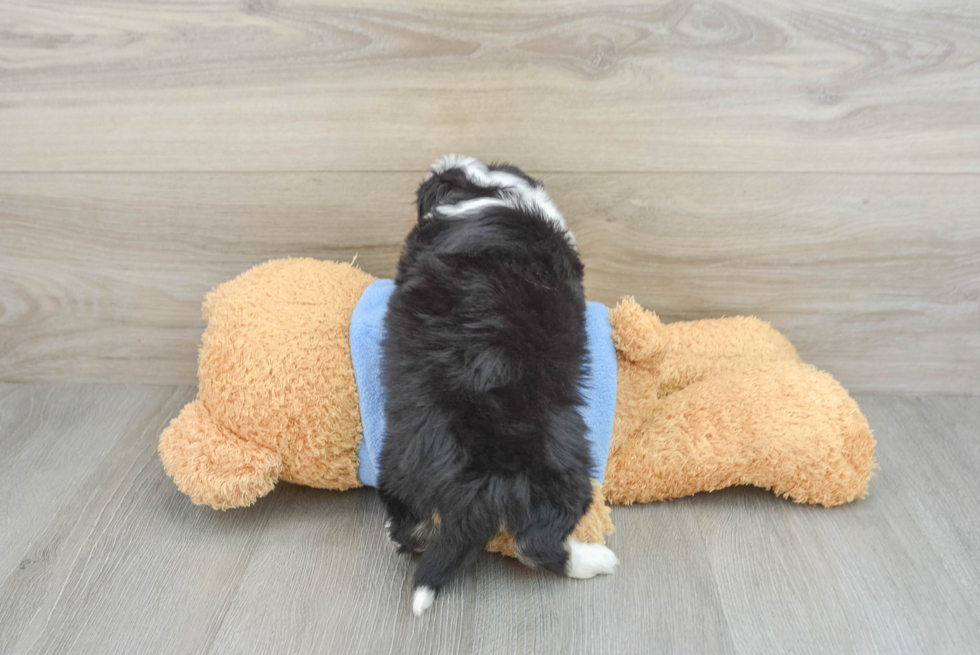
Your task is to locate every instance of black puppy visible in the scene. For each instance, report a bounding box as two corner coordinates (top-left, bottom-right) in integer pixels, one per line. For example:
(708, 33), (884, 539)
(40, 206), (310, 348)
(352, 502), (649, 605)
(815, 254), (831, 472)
(379, 155), (618, 616)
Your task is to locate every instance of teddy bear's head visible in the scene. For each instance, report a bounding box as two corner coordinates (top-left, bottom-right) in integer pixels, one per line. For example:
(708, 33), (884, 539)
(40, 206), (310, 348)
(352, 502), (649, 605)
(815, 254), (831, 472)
(160, 259), (377, 509)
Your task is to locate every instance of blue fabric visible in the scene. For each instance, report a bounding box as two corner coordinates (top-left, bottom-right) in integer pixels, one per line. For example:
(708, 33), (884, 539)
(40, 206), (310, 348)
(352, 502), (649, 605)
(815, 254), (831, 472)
(581, 302), (618, 482)
(349, 279), (396, 488)
(349, 279), (618, 487)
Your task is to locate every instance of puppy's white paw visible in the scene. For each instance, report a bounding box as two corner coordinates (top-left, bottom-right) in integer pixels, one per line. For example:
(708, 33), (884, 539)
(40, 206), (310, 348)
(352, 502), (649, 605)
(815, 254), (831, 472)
(565, 537), (619, 579)
(412, 586), (436, 617)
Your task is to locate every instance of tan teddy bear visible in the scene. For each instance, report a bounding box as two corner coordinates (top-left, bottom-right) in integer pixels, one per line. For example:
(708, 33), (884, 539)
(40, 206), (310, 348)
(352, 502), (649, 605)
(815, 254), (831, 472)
(159, 258), (876, 552)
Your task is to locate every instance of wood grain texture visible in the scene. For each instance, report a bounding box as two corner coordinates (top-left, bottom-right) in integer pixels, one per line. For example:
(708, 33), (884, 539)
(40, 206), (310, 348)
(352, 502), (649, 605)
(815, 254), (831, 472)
(1, 384), (978, 654)
(0, 172), (418, 385)
(0, 384), (274, 655)
(1, 172), (977, 392)
(0, 384), (170, 577)
(2, 1), (980, 172)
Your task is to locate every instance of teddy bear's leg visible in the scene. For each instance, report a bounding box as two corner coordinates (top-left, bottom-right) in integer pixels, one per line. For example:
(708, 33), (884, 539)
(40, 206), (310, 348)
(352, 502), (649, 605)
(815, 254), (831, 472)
(603, 363), (876, 507)
(159, 399), (283, 510)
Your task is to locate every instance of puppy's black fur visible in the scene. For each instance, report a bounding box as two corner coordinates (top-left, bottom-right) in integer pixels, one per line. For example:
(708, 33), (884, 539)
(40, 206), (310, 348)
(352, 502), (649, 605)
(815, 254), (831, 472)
(379, 163), (594, 601)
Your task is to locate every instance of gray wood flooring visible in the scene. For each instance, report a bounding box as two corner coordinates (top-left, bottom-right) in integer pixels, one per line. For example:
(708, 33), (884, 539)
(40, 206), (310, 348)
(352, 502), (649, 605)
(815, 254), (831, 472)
(0, 383), (977, 654)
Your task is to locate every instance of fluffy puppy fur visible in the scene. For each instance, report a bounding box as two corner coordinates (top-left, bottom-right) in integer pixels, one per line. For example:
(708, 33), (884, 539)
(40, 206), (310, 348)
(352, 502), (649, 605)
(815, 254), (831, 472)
(379, 155), (617, 617)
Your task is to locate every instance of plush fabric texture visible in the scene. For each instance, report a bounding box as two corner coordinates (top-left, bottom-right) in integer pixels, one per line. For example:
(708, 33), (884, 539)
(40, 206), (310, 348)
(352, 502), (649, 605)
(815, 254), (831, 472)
(159, 259), (876, 550)
(603, 298), (876, 506)
(159, 258), (376, 509)
(349, 279), (619, 487)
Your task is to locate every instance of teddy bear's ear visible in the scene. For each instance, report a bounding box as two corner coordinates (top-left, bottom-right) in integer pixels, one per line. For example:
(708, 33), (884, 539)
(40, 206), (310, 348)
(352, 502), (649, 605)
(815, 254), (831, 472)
(608, 297), (668, 364)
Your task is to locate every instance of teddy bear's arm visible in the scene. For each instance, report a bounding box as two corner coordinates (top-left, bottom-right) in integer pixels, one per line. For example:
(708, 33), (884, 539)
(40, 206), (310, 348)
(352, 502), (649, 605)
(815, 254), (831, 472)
(609, 297), (802, 397)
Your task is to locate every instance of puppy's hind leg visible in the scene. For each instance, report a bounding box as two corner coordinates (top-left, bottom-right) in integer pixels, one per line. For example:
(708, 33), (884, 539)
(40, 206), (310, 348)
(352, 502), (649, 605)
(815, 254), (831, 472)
(564, 536), (620, 579)
(380, 492), (428, 554)
(411, 512), (496, 616)
(514, 504), (618, 579)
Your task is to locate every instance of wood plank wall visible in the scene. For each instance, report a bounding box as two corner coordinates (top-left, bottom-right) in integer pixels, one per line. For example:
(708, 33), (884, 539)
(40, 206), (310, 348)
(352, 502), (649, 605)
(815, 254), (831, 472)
(1, 1), (978, 393)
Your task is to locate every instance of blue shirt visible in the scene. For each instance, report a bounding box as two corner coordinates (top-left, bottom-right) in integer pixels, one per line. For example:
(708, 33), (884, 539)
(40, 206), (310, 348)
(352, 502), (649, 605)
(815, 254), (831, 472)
(349, 279), (617, 486)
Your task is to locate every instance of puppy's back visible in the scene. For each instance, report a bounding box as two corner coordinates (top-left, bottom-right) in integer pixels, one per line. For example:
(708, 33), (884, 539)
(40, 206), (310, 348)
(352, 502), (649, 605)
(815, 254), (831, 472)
(379, 158), (611, 617)
(387, 207), (588, 453)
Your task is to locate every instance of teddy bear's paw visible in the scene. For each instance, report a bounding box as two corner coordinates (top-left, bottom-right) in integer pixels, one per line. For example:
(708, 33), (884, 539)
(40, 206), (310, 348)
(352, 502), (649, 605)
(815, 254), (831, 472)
(565, 537), (619, 579)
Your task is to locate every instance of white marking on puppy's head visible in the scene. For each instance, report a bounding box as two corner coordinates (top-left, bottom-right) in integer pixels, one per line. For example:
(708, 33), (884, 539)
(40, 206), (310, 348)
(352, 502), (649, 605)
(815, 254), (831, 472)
(429, 154), (481, 179)
(507, 185), (574, 246)
(433, 196), (509, 218)
(429, 154), (525, 189)
(427, 154), (575, 246)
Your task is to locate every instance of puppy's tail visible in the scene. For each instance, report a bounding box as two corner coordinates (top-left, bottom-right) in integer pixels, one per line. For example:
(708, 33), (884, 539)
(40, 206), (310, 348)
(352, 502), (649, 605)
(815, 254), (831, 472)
(411, 513), (496, 617)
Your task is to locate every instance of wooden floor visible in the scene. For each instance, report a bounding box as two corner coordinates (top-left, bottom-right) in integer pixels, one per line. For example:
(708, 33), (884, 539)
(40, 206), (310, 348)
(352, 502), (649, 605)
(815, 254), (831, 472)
(0, 383), (976, 655)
